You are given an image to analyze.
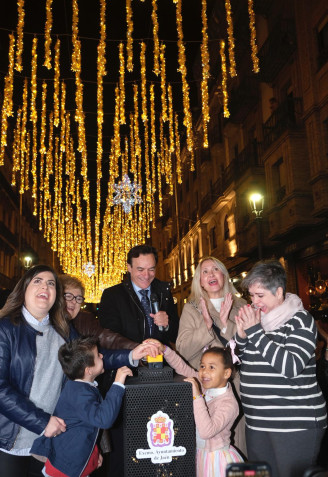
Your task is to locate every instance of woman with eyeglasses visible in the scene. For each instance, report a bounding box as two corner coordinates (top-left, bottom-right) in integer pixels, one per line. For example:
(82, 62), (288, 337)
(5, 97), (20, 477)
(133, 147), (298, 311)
(60, 275), (138, 350)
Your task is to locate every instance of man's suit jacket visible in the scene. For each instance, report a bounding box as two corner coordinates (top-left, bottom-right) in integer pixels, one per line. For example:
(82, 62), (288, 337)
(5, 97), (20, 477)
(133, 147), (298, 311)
(98, 277), (179, 345)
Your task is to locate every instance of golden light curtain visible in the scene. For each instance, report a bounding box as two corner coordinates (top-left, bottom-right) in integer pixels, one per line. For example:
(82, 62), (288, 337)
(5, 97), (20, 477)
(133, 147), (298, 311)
(0, 0), (260, 300)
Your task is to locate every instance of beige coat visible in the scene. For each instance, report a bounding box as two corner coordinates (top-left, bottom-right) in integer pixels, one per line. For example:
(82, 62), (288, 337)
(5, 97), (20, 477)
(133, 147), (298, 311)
(176, 296), (246, 370)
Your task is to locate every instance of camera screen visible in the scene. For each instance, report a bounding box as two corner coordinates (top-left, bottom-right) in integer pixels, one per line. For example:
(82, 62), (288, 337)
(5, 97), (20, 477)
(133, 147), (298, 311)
(226, 464), (271, 477)
(227, 472), (270, 477)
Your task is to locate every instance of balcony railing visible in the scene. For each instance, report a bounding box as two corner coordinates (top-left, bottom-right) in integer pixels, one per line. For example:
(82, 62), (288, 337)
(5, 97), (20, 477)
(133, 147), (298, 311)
(200, 142), (263, 215)
(262, 97), (303, 151)
(234, 141), (263, 181)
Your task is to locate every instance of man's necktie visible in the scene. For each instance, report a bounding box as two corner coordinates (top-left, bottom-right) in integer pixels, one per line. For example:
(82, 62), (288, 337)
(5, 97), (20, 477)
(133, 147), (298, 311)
(139, 289), (153, 338)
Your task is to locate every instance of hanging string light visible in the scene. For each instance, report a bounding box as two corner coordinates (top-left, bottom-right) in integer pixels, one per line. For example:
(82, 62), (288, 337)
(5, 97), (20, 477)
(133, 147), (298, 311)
(157, 149), (163, 217)
(39, 82), (47, 201)
(113, 85), (121, 160)
(129, 113), (135, 177)
(71, 0), (80, 72)
(0, 33), (15, 165)
(52, 137), (60, 250)
(225, 0), (236, 77)
(53, 39), (60, 127)
(133, 83), (141, 165)
(140, 42), (147, 123)
(0, 101), (8, 167)
(24, 131), (30, 193)
(60, 81), (66, 152)
(30, 37), (38, 212)
(30, 37), (38, 124)
(65, 112), (71, 176)
(118, 43), (126, 124)
(95, 0), (107, 258)
(248, 0), (260, 73)
(151, 0), (160, 75)
(167, 83), (175, 153)
(45, 112), (54, 202)
(150, 83), (157, 205)
(160, 43), (168, 122)
(19, 128), (27, 194)
(201, 0), (210, 148)
(5, 34), (15, 119)
(44, 0), (53, 69)
(159, 114), (164, 176)
(174, 0), (194, 170)
(140, 42), (151, 205)
(15, 0), (25, 72)
(20, 78), (28, 167)
(126, 0), (134, 72)
(220, 40), (230, 118)
(174, 112), (182, 184)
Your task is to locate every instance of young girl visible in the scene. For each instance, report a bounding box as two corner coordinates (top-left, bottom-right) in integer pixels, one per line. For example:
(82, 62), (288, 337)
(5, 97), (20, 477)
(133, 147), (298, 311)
(150, 340), (243, 477)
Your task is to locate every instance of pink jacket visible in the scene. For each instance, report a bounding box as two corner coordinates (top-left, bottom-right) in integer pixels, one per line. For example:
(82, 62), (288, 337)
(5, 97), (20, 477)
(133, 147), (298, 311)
(164, 347), (239, 451)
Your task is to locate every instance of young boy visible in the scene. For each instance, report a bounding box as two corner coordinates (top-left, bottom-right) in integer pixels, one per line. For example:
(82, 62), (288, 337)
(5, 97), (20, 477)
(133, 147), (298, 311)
(31, 336), (133, 477)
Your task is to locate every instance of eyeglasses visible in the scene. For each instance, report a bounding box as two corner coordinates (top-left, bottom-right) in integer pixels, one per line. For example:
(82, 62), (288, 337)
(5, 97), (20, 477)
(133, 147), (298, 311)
(64, 292), (84, 304)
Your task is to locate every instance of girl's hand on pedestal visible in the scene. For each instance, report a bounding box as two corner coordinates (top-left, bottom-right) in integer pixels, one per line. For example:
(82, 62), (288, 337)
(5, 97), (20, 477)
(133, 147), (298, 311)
(184, 377), (202, 398)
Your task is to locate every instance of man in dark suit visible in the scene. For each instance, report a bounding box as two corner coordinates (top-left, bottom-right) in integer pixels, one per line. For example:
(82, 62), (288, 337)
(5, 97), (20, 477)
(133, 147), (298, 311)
(98, 244), (179, 346)
(98, 245), (179, 477)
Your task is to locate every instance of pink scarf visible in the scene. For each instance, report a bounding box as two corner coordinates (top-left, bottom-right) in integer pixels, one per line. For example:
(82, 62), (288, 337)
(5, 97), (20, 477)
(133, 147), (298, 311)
(261, 293), (305, 332)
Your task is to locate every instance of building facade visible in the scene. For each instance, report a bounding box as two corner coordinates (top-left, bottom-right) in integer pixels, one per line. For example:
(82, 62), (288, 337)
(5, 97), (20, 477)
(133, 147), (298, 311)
(152, 0), (328, 316)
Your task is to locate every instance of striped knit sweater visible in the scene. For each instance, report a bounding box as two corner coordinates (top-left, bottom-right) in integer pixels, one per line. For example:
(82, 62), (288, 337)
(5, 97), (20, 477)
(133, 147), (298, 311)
(235, 310), (327, 432)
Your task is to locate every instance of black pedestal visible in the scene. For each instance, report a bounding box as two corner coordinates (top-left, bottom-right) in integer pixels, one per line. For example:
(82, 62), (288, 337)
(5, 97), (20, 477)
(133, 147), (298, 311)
(122, 368), (196, 476)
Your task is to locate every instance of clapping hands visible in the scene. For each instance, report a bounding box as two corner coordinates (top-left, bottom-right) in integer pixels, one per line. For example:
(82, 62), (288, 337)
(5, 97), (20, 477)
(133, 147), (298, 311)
(200, 297), (212, 330)
(235, 304), (261, 338)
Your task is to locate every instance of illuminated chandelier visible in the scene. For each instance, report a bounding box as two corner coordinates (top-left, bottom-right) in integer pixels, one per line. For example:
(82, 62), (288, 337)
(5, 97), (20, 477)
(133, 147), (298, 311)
(113, 174), (143, 214)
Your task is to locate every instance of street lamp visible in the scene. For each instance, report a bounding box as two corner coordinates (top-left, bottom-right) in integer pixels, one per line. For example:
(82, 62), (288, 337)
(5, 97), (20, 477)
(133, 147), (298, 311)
(23, 256), (32, 270)
(249, 192), (264, 259)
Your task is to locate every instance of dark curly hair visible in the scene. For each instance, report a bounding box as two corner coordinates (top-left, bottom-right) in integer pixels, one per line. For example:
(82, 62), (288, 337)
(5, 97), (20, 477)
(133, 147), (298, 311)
(0, 264), (70, 338)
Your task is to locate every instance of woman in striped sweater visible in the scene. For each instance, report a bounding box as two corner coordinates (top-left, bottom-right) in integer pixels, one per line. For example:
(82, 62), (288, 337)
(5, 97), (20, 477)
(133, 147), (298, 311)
(235, 260), (327, 477)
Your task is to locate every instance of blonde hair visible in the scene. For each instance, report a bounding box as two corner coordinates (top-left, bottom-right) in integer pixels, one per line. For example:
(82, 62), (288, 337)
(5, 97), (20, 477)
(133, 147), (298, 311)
(59, 275), (85, 296)
(189, 256), (238, 304)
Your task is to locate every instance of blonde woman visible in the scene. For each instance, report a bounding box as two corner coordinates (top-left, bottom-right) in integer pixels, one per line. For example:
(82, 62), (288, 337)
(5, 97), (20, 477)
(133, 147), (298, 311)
(176, 257), (246, 370)
(176, 256), (247, 456)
